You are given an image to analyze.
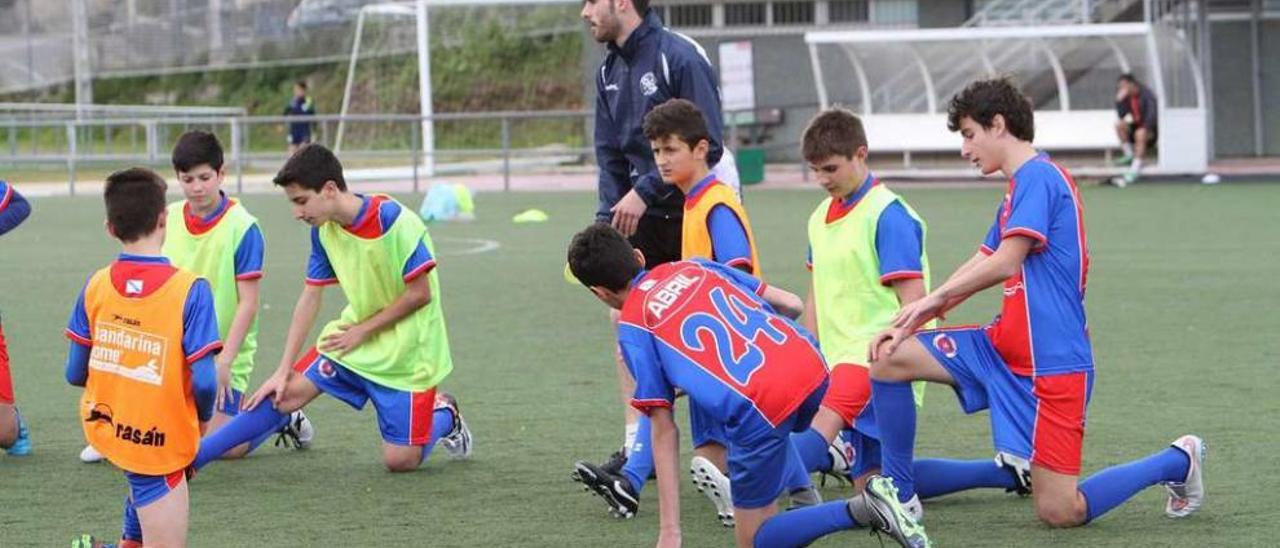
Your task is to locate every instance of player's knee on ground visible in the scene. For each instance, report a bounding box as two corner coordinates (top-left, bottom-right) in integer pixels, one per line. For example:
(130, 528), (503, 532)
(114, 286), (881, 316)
(382, 446), (422, 472)
(0, 416), (16, 448)
(1033, 491), (1086, 528)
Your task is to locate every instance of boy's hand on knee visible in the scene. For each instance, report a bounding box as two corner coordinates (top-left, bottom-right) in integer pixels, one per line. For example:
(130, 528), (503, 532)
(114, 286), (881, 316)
(244, 370), (289, 411)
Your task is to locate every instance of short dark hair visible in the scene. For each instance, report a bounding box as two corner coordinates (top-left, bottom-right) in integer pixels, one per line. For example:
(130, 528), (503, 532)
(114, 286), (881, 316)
(273, 144), (346, 191)
(295, 80), (308, 90)
(632, 0), (650, 15)
(567, 223), (641, 291)
(802, 108), (868, 162)
(1118, 73), (1138, 84)
(171, 130), (224, 172)
(643, 98), (711, 151)
(104, 167), (168, 243)
(946, 77), (1035, 142)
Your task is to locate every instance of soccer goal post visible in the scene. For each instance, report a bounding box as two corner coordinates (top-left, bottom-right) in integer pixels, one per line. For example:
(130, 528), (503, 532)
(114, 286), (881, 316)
(335, 0), (578, 176)
(805, 23), (1208, 173)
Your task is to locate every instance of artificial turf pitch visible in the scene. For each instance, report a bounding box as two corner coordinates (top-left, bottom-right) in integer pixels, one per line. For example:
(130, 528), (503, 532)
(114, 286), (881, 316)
(0, 181), (1275, 546)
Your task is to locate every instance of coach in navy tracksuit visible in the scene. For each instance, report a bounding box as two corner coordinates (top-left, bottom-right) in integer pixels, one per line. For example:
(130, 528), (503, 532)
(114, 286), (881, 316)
(584, 0), (725, 265)
(576, 0), (731, 491)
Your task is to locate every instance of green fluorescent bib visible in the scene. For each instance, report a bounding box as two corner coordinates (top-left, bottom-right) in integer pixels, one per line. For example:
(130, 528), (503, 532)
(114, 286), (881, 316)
(316, 199), (452, 392)
(808, 184), (930, 405)
(163, 200), (260, 392)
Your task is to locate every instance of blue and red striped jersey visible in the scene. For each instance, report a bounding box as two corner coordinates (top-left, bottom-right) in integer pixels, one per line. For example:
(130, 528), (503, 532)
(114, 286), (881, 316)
(980, 153), (1092, 376)
(620, 259), (828, 428)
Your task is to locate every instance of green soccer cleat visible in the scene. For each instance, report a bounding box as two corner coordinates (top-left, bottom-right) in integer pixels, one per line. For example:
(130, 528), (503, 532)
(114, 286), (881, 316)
(862, 475), (932, 548)
(1113, 153), (1134, 166)
(71, 534), (116, 548)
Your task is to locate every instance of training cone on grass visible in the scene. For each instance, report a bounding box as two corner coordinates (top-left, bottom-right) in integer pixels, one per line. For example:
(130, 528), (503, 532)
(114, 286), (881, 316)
(512, 209), (548, 223)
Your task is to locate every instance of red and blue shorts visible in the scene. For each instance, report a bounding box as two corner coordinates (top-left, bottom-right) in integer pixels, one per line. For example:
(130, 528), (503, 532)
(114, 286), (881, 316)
(293, 348), (438, 446)
(820, 363), (872, 426)
(124, 469), (186, 508)
(916, 327), (1093, 475)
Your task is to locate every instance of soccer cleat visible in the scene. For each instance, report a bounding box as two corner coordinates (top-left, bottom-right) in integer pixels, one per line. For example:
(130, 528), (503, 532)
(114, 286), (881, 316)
(819, 433), (855, 487)
(573, 460), (640, 519)
(995, 451), (1033, 496)
(902, 493), (923, 523)
(600, 447), (629, 476)
(6, 409), (31, 457)
(274, 410), (314, 450)
(1113, 153), (1134, 167)
(571, 447), (628, 483)
(436, 392), (472, 460)
(862, 475), (932, 548)
(79, 444), (104, 464)
(690, 455), (734, 527)
(788, 485), (823, 509)
(1164, 435), (1207, 518)
(71, 534), (116, 548)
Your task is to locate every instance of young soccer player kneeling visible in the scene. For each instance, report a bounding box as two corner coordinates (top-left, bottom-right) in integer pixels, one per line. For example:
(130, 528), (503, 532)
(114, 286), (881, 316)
(69, 168), (221, 547)
(194, 144), (471, 472)
(574, 99), (818, 526)
(567, 224), (929, 548)
(867, 78), (1205, 528)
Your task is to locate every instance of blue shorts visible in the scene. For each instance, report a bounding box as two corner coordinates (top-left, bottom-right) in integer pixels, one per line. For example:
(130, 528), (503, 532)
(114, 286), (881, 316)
(124, 470), (185, 508)
(846, 404), (883, 479)
(727, 379), (827, 509)
(916, 327), (1094, 475)
(293, 348), (439, 446)
(217, 388), (245, 417)
(688, 397), (727, 448)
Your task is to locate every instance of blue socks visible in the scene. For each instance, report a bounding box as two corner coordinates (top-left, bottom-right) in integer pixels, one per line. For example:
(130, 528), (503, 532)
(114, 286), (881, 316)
(418, 408), (455, 464)
(913, 458), (1018, 499)
(1080, 447), (1189, 522)
(121, 496), (142, 543)
(621, 415), (653, 493)
(753, 500), (859, 548)
(871, 379), (917, 502)
(791, 428), (833, 473)
(194, 403), (288, 470)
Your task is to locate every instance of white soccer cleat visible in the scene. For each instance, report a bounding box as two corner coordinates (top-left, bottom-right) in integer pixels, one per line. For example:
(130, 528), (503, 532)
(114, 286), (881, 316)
(994, 451), (1033, 495)
(79, 444), (103, 464)
(1164, 435), (1206, 518)
(690, 455), (734, 527)
(828, 435), (854, 476)
(275, 410), (315, 450)
(436, 392), (472, 460)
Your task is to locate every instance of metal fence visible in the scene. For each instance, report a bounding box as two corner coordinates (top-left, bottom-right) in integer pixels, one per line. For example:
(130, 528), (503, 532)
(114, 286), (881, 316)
(0, 109), (594, 195)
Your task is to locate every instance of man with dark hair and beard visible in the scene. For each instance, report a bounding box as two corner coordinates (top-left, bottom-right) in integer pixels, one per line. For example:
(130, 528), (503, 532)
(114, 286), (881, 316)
(573, 0), (741, 520)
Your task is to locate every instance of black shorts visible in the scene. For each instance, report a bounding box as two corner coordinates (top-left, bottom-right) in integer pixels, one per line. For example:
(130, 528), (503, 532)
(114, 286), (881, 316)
(627, 215), (682, 268)
(1126, 123), (1157, 145)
